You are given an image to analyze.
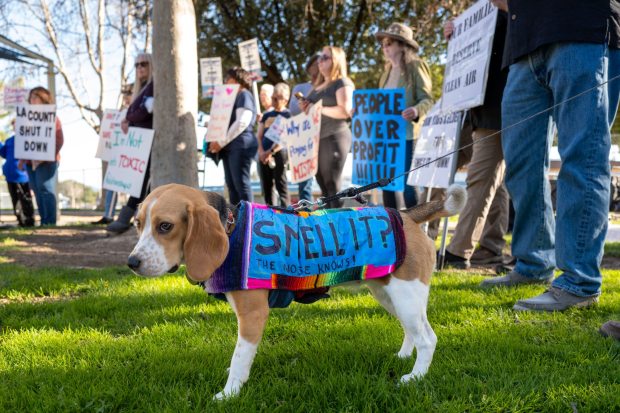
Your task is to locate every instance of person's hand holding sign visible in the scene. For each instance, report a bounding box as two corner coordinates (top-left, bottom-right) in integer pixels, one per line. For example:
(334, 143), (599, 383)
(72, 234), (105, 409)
(444, 20), (455, 40)
(402, 107), (419, 122)
(121, 119), (130, 134)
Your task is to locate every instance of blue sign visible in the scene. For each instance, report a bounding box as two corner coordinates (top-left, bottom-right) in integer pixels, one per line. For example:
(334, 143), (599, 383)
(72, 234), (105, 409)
(249, 206), (397, 278)
(351, 89), (407, 191)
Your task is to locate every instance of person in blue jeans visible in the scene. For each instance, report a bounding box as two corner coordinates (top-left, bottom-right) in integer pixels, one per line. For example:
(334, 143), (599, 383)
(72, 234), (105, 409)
(208, 67), (258, 204)
(0, 132), (35, 227)
(21, 87), (63, 226)
(480, 0), (620, 312)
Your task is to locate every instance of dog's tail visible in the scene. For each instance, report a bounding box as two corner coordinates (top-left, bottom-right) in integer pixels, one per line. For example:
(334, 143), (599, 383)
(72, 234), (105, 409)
(403, 184), (467, 224)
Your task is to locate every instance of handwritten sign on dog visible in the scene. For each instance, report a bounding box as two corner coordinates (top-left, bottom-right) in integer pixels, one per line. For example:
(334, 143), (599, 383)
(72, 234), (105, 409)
(200, 57), (223, 99)
(250, 205), (397, 278)
(441, 0), (497, 112)
(285, 102), (322, 184)
(408, 102), (462, 189)
(96, 109), (127, 161)
(351, 89), (407, 191)
(14, 104), (57, 162)
(103, 127), (154, 198)
(205, 84), (240, 143)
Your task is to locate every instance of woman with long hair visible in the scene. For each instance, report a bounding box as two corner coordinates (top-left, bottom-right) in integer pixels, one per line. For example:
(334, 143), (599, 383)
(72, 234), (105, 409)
(375, 23), (433, 209)
(23, 86), (63, 226)
(300, 46), (355, 208)
(106, 53), (154, 234)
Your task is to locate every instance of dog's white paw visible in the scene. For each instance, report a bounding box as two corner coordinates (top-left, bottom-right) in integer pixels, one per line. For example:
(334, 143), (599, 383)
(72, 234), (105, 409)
(396, 350), (413, 359)
(213, 388), (237, 401)
(399, 372), (425, 385)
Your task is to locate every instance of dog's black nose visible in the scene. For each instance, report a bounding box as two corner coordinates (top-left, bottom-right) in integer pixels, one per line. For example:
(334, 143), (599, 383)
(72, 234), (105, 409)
(127, 255), (141, 270)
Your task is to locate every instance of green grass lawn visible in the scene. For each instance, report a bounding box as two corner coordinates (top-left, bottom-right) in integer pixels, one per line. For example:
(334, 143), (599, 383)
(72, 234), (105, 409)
(1, 249), (619, 411)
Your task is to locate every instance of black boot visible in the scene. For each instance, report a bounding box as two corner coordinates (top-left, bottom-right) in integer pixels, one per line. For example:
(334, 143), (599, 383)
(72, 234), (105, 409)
(106, 206), (135, 234)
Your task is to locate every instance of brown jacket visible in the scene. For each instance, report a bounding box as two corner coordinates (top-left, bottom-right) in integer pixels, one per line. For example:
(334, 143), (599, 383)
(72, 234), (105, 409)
(379, 58), (434, 140)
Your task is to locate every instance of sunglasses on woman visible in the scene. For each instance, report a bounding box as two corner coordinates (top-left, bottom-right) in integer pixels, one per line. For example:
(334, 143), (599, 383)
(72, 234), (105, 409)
(135, 61), (149, 68)
(318, 54), (332, 62)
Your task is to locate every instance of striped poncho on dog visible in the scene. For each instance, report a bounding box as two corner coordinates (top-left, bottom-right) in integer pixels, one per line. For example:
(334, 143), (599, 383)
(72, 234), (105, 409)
(202, 202), (406, 295)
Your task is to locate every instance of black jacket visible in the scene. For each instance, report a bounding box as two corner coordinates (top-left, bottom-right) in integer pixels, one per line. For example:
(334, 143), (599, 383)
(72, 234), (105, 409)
(503, 0), (620, 68)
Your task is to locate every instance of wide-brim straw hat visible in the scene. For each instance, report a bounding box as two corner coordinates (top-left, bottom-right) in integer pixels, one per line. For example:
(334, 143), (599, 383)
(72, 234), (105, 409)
(375, 23), (420, 51)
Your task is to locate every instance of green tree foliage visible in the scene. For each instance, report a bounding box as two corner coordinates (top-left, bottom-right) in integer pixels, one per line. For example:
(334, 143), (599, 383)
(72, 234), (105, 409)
(58, 180), (98, 206)
(195, 0), (473, 112)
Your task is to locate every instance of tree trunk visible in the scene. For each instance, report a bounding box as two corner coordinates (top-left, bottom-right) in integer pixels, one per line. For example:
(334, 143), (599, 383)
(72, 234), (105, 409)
(151, 0), (199, 189)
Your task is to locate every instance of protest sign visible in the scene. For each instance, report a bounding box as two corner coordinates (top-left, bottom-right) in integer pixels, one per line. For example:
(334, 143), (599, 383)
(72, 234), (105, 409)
(14, 104), (57, 162)
(285, 102), (322, 184)
(351, 89), (407, 191)
(200, 57), (223, 98)
(103, 127), (154, 198)
(95, 109), (127, 161)
(238, 38), (263, 82)
(408, 102), (462, 189)
(2, 78), (28, 109)
(441, 0), (498, 112)
(204, 84), (240, 143)
(263, 115), (287, 146)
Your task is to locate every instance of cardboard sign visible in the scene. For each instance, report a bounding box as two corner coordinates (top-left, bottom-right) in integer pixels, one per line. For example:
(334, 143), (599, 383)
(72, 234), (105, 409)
(205, 84), (240, 143)
(351, 89), (407, 191)
(408, 102), (462, 189)
(14, 104), (57, 162)
(285, 102), (322, 184)
(96, 109), (127, 161)
(263, 115), (287, 146)
(441, 0), (498, 112)
(200, 57), (223, 99)
(103, 127), (154, 197)
(238, 38), (263, 82)
(3, 84), (28, 108)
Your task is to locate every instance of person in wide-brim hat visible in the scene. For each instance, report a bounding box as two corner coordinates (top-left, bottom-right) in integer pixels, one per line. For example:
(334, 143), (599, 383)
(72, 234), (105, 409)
(375, 22), (420, 51)
(374, 22), (433, 210)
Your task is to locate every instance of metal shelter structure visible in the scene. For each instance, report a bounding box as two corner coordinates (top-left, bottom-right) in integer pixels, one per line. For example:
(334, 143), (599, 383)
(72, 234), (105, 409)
(0, 34), (56, 99)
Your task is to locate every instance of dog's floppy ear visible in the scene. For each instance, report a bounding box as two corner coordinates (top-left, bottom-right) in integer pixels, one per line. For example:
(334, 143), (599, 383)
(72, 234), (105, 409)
(183, 203), (229, 282)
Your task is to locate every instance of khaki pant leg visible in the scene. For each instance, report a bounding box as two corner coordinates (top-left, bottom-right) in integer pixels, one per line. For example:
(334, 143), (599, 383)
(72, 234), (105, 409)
(447, 129), (506, 258)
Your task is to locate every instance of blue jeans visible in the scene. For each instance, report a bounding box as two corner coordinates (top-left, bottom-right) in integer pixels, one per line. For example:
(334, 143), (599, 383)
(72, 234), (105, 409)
(26, 162), (59, 226)
(297, 177), (313, 202)
(382, 139), (417, 208)
(104, 190), (117, 219)
(222, 145), (257, 204)
(502, 43), (610, 297)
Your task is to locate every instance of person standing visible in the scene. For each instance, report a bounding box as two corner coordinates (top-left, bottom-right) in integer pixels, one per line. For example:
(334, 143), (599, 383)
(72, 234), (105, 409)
(442, 8), (510, 269)
(106, 53), (154, 234)
(21, 87), (63, 226)
(300, 46), (355, 209)
(208, 67), (258, 204)
(290, 54), (320, 202)
(480, 0), (619, 312)
(257, 83), (291, 207)
(375, 23), (434, 209)
(0, 122), (35, 227)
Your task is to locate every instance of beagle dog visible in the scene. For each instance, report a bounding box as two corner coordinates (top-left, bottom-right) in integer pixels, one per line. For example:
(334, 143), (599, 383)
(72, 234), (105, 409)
(128, 183), (466, 400)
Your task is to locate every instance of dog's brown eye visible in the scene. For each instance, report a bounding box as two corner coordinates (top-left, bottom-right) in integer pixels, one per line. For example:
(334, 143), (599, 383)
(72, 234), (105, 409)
(158, 222), (173, 233)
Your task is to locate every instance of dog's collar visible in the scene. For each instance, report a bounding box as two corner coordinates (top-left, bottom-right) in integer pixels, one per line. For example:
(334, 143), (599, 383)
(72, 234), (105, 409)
(225, 208), (236, 235)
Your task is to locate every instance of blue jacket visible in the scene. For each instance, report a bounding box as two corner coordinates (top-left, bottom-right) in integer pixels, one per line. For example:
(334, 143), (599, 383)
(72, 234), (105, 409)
(0, 136), (29, 183)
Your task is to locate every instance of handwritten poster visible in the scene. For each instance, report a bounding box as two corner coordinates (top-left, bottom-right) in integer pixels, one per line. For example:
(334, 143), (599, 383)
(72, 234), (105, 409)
(263, 115), (287, 146)
(285, 102), (322, 184)
(408, 102), (462, 189)
(238, 38), (263, 82)
(200, 57), (223, 99)
(2, 81), (28, 108)
(441, 0), (498, 112)
(351, 89), (407, 191)
(14, 104), (57, 162)
(96, 109), (127, 161)
(205, 84), (240, 143)
(103, 127), (154, 197)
